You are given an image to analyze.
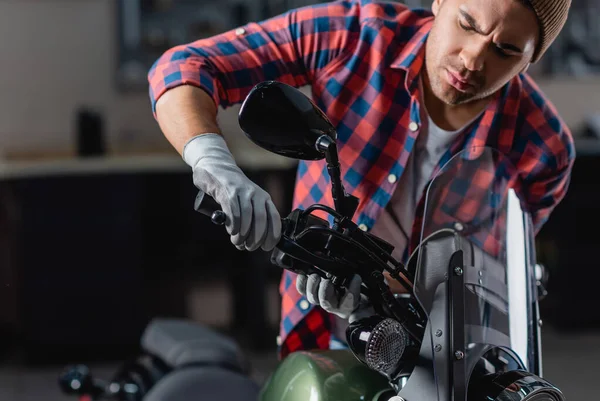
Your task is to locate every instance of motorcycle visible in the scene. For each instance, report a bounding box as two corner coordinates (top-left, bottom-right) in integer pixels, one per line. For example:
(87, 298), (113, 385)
(59, 81), (565, 401)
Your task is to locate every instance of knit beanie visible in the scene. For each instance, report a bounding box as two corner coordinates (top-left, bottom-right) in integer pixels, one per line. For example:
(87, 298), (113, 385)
(526, 0), (572, 62)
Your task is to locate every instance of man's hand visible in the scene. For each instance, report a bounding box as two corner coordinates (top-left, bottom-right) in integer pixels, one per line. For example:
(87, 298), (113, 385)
(296, 274), (362, 319)
(183, 133), (281, 251)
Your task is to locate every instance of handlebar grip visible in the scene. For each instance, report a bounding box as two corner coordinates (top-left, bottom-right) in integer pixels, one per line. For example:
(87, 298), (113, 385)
(194, 190), (226, 226)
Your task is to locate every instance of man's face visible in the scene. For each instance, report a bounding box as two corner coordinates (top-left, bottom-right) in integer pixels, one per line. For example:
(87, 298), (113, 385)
(425, 0), (539, 105)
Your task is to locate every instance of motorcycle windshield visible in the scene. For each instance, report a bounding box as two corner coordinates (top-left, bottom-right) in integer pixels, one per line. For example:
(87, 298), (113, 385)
(405, 146), (540, 401)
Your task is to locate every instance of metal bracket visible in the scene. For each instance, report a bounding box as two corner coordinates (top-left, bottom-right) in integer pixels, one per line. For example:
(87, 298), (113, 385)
(449, 250), (466, 401)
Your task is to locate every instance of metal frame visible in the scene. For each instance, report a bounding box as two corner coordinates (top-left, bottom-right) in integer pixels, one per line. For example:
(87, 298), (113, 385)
(449, 250), (466, 401)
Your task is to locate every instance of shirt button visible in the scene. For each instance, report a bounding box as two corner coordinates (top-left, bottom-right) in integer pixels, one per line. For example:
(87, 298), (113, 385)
(409, 121), (419, 132)
(387, 174), (397, 184)
(299, 299), (310, 311)
(235, 27), (246, 35)
(359, 224), (368, 232)
(276, 336), (282, 346)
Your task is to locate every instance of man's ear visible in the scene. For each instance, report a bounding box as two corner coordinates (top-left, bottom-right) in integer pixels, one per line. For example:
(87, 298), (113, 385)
(432, 0), (444, 16)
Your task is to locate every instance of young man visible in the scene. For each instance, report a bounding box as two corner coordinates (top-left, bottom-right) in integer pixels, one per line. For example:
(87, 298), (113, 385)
(148, 0), (574, 358)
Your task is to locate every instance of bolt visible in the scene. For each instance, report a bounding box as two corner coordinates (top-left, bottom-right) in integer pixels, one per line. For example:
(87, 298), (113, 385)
(435, 344), (442, 352)
(435, 329), (443, 337)
(371, 271), (384, 280)
(454, 267), (463, 276)
(454, 222), (464, 231)
(455, 350), (465, 360)
(539, 319), (543, 327)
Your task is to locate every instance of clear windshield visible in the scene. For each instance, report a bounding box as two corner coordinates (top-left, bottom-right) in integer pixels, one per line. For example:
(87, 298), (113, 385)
(399, 147), (539, 401)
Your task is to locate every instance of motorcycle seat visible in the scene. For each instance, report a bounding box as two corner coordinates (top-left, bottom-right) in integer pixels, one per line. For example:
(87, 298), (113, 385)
(144, 365), (260, 401)
(140, 318), (250, 373)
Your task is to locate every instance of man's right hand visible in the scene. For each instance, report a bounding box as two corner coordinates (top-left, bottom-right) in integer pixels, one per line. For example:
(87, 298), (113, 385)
(183, 133), (281, 251)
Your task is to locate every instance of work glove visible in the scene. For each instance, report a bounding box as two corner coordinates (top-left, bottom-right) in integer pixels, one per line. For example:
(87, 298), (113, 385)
(183, 133), (281, 251)
(296, 273), (364, 319)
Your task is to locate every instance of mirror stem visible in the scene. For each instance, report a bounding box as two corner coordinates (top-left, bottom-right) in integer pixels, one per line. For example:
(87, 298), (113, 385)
(316, 134), (359, 220)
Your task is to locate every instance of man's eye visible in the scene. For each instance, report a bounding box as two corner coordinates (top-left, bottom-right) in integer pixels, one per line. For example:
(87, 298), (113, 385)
(495, 47), (510, 58)
(459, 21), (474, 32)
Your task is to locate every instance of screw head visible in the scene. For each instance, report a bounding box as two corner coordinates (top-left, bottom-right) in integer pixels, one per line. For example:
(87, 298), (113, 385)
(435, 329), (443, 337)
(454, 222), (464, 231)
(539, 319), (543, 327)
(454, 267), (463, 276)
(435, 344), (442, 352)
(455, 350), (465, 360)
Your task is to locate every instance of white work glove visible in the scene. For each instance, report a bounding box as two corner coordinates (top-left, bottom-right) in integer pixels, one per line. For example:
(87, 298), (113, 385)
(296, 273), (363, 319)
(348, 296), (376, 324)
(183, 133), (281, 251)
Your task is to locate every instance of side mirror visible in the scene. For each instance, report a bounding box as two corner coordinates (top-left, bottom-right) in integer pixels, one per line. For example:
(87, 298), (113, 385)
(237, 81), (358, 219)
(238, 81), (336, 160)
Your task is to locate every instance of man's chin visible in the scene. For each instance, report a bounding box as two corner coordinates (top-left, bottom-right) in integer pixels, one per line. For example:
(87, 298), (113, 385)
(437, 90), (473, 106)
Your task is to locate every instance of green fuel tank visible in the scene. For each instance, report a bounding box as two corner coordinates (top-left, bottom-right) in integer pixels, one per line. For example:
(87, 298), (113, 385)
(259, 350), (394, 401)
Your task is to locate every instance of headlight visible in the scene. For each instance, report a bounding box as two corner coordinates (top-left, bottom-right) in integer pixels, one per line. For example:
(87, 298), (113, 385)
(469, 370), (566, 401)
(346, 315), (409, 378)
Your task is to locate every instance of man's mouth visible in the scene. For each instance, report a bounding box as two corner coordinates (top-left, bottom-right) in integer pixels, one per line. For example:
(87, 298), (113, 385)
(445, 69), (475, 92)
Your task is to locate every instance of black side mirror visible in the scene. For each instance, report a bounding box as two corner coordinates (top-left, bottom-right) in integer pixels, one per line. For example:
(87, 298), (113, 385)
(238, 81), (358, 219)
(238, 81), (337, 160)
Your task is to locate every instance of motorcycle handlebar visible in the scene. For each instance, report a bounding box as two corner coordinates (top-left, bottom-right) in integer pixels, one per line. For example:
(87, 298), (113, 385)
(193, 189), (422, 337)
(194, 190), (227, 225)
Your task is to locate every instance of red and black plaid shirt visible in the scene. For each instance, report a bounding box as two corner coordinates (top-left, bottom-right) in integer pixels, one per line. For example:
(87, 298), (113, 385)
(148, 0), (575, 359)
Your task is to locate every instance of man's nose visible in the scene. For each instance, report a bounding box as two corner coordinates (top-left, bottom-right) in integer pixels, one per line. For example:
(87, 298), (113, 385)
(460, 41), (486, 72)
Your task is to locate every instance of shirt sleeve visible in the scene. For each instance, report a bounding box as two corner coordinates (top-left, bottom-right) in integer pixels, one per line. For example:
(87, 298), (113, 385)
(523, 156), (574, 234)
(147, 0), (362, 115)
(518, 112), (576, 234)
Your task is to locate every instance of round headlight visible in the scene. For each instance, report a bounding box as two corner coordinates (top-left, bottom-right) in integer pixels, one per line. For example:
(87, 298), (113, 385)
(365, 318), (408, 375)
(346, 316), (409, 378)
(469, 370), (565, 401)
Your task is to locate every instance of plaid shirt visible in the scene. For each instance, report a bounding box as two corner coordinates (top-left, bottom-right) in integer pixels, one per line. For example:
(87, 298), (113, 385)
(148, 0), (575, 359)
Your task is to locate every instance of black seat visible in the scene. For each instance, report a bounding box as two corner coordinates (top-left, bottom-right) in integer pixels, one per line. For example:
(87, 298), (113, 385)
(144, 366), (260, 401)
(140, 318), (250, 373)
(140, 319), (260, 401)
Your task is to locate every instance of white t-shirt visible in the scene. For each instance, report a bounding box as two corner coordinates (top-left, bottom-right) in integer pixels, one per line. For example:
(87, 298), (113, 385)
(332, 80), (484, 342)
(369, 110), (466, 261)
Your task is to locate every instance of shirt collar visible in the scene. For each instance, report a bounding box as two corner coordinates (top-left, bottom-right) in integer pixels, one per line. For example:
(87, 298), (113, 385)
(390, 17), (434, 94)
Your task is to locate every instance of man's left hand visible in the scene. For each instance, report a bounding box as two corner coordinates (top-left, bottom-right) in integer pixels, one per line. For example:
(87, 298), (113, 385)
(296, 274), (362, 319)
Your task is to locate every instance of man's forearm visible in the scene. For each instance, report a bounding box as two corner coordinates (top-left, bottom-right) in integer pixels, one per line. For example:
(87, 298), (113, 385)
(155, 85), (222, 155)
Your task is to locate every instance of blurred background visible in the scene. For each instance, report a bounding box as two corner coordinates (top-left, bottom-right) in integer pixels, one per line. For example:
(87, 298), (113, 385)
(0, 0), (598, 400)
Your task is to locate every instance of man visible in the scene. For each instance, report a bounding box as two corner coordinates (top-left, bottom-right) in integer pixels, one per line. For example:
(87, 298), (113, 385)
(148, 0), (574, 358)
